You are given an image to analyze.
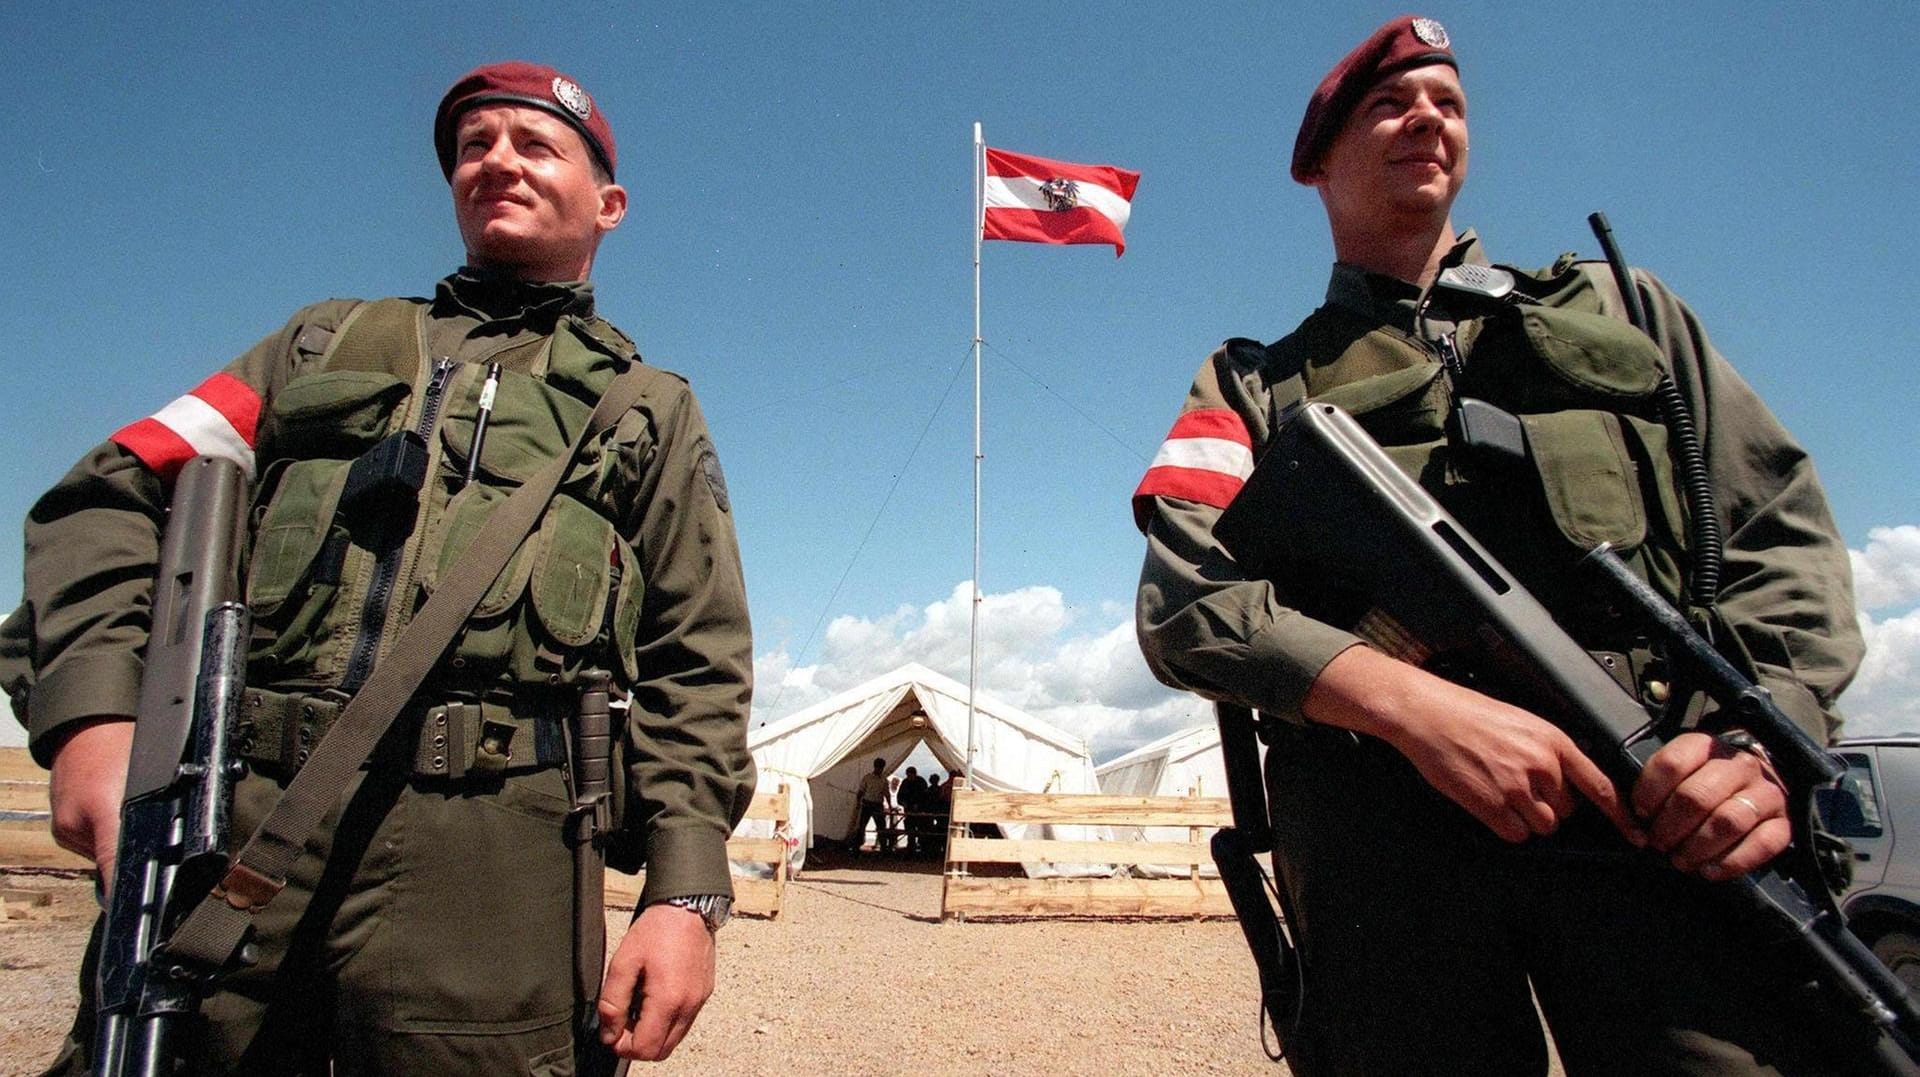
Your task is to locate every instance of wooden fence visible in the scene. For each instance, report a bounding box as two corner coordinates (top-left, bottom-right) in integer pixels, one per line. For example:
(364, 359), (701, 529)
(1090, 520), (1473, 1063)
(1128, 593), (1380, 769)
(941, 789), (1236, 919)
(1, 749), (794, 919)
(607, 782), (791, 918)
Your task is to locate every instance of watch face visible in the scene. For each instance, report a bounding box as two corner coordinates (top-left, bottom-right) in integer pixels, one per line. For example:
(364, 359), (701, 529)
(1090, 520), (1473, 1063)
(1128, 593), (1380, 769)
(669, 895), (731, 932)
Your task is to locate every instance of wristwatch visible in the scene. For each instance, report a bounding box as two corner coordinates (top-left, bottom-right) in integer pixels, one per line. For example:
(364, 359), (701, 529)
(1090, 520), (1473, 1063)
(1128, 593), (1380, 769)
(661, 893), (732, 933)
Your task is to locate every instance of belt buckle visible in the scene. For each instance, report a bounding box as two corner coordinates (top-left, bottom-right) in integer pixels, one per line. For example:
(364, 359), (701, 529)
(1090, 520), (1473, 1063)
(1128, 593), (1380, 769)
(471, 714), (517, 776)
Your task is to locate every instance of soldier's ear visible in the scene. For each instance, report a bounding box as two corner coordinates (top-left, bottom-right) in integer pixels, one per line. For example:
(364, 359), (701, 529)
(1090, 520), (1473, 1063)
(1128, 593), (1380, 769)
(597, 183), (628, 234)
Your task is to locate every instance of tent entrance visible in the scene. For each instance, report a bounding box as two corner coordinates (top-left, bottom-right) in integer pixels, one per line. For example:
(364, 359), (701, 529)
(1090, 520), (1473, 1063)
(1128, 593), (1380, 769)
(740, 664), (1103, 876)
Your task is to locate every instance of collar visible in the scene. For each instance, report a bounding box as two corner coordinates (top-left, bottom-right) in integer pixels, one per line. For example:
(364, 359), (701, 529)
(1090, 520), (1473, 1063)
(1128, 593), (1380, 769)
(1323, 229), (1488, 333)
(436, 267), (597, 327)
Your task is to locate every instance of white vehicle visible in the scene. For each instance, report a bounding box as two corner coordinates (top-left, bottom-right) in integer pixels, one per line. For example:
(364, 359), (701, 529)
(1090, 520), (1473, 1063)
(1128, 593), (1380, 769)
(1820, 736), (1920, 989)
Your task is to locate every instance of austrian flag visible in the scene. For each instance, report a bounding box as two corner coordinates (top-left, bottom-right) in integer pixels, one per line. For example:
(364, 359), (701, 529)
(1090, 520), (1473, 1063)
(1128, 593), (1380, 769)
(982, 147), (1140, 256)
(1131, 409), (1254, 530)
(111, 372), (262, 481)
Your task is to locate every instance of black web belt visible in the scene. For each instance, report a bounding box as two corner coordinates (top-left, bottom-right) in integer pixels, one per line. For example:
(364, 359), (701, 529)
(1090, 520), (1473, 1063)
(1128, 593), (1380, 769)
(236, 687), (569, 780)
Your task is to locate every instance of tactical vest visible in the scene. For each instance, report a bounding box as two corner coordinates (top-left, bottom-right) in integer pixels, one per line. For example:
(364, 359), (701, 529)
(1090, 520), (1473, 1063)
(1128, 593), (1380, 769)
(242, 298), (651, 702)
(1256, 262), (1691, 653)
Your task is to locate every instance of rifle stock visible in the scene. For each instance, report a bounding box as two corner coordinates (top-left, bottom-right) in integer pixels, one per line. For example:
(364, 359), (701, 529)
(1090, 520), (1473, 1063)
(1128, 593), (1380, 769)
(1214, 401), (1920, 1072)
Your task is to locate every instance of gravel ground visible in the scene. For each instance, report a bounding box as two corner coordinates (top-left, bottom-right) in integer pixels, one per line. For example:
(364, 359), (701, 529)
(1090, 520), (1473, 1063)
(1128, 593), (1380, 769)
(1, 870), (94, 1077)
(1, 855), (1286, 1076)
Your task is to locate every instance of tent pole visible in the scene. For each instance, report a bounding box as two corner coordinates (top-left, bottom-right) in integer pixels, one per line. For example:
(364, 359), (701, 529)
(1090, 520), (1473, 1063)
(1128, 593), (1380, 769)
(967, 121), (983, 792)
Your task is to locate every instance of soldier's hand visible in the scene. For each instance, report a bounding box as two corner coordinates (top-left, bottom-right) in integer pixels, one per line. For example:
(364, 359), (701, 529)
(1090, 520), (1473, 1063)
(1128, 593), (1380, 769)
(47, 717), (135, 889)
(1302, 646), (1645, 845)
(598, 900), (716, 1061)
(1633, 730), (1789, 881)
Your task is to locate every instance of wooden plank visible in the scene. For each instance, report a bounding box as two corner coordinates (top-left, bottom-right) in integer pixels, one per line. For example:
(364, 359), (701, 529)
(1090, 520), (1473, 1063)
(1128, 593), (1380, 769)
(731, 875), (781, 917)
(947, 836), (1207, 867)
(0, 783), (50, 812)
(0, 748), (43, 785)
(725, 837), (787, 862)
(0, 819), (92, 871)
(942, 876), (1232, 918)
(745, 791), (789, 821)
(951, 790), (1233, 827)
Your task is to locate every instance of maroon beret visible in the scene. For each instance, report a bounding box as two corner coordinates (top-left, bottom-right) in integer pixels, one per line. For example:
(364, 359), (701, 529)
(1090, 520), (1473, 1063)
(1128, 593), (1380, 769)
(435, 61), (617, 182)
(1290, 16), (1456, 184)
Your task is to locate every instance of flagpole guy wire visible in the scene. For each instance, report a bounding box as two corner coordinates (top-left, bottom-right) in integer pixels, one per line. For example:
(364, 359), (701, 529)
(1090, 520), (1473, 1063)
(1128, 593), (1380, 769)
(967, 121), (983, 793)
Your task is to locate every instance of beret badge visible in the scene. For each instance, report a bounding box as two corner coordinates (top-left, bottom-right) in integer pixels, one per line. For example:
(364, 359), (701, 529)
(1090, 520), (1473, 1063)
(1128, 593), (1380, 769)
(551, 77), (593, 121)
(1411, 17), (1450, 49)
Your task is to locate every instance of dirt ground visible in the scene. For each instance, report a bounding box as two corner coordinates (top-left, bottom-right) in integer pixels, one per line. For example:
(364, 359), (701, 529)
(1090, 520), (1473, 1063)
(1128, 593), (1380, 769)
(0, 852), (1578, 1076)
(1, 853), (1284, 1076)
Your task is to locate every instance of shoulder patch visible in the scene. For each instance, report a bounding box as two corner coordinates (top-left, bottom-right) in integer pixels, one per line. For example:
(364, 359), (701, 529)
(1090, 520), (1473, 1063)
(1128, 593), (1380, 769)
(697, 440), (731, 513)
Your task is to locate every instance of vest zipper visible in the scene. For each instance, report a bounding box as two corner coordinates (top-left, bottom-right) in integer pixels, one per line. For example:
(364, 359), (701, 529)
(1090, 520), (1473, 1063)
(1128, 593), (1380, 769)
(340, 357), (456, 695)
(1434, 331), (1466, 380)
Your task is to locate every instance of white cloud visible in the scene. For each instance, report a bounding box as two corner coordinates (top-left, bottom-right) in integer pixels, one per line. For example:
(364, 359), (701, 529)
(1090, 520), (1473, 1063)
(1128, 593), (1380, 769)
(1838, 525), (1920, 739)
(757, 520), (1920, 752)
(1853, 525), (1920, 612)
(755, 580), (1209, 761)
(1843, 606), (1920, 738)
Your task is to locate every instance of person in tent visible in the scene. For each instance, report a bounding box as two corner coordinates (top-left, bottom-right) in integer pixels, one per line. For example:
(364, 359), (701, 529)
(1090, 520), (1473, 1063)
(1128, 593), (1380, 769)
(927, 771), (954, 846)
(898, 765), (930, 854)
(856, 757), (892, 852)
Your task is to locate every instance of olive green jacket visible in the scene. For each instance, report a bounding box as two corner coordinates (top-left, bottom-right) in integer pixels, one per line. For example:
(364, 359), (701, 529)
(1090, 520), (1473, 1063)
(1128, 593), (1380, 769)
(1, 270), (755, 903)
(1134, 234), (1862, 743)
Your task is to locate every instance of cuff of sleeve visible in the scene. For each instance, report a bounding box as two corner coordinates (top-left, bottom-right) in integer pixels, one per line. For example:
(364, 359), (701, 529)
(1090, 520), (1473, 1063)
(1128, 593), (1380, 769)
(637, 824), (734, 908)
(27, 653), (144, 767)
(1242, 613), (1364, 725)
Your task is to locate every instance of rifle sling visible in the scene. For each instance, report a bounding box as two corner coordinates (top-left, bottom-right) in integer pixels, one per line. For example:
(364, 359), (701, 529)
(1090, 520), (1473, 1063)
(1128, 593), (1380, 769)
(162, 365), (652, 973)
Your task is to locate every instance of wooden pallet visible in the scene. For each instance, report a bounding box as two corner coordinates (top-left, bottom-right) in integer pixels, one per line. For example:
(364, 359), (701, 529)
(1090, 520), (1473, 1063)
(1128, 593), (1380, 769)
(941, 788), (1239, 920)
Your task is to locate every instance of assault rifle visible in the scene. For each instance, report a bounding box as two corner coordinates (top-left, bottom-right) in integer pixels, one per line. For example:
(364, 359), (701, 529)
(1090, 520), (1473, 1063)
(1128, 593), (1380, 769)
(1209, 401), (1920, 1074)
(94, 456), (250, 1077)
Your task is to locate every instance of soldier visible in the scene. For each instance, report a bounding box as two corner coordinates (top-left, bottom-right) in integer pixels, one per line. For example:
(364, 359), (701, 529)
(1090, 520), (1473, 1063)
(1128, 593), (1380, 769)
(1134, 17), (1872, 1076)
(2, 61), (755, 1073)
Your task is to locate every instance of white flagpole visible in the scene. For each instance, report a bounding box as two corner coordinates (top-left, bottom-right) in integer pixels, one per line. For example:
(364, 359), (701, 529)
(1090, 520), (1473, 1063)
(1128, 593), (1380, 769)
(966, 122), (983, 792)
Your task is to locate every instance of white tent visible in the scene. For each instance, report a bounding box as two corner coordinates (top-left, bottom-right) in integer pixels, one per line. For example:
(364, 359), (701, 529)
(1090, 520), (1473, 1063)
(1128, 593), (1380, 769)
(1096, 722), (1228, 801)
(740, 662), (1104, 873)
(1095, 721), (1242, 878)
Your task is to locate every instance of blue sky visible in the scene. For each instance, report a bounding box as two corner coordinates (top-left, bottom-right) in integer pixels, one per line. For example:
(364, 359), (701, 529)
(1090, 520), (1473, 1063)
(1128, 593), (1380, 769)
(3, 3), (1916, 758)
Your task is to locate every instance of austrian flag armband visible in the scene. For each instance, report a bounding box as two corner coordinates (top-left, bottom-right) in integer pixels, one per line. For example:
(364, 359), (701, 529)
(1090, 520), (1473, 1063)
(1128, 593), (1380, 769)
(1131, 408), (1254, 530)
(111, 372), (262, 481)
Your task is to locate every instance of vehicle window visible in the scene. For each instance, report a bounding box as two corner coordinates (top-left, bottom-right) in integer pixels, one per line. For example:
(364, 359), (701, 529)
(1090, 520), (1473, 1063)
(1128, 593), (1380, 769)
(1826, 752), (1886, 838)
